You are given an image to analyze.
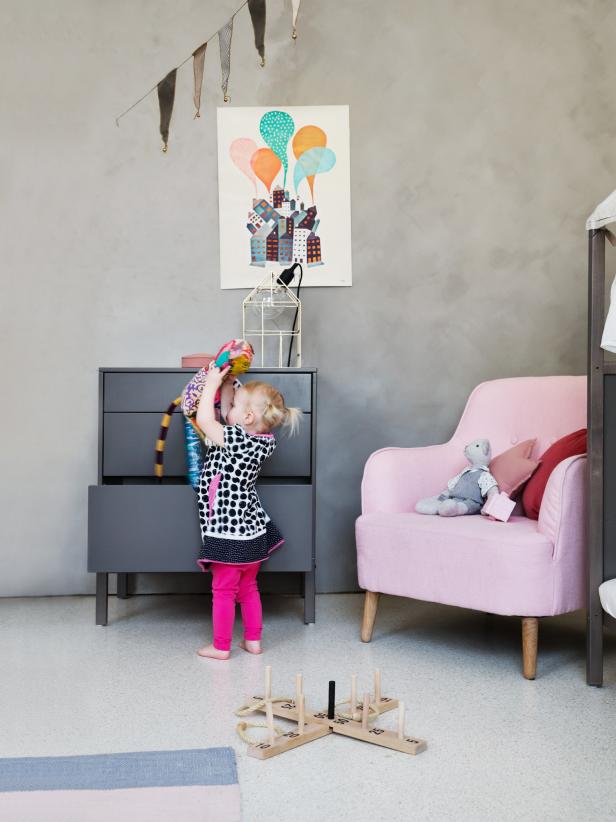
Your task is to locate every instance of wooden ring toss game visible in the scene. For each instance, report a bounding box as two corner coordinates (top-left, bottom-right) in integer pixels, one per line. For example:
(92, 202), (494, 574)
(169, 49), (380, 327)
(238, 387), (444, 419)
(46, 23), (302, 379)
(235, 666), (427, 759)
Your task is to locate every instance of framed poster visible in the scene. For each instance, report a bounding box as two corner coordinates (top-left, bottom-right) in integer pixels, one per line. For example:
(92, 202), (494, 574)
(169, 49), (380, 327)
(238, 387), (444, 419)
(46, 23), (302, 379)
(217, 105), (352, 288)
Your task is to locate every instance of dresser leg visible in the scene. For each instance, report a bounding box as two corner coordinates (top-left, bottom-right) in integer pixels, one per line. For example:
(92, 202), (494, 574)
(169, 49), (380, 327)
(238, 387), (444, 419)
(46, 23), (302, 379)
(96, 573), (108, 626)
(303, 571), (315, 624)
(117, 573), (131, 599)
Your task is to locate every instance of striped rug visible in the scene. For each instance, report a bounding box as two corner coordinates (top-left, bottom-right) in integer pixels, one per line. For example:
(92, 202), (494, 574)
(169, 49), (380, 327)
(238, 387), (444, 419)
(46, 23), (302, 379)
(0, 747), (240, 821)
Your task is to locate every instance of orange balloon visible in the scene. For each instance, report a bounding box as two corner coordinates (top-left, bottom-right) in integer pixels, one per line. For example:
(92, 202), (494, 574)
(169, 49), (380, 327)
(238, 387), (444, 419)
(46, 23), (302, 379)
(292, 125), (327, 160)
(250, 148), (282, 193)
(293, 126), (327, 200)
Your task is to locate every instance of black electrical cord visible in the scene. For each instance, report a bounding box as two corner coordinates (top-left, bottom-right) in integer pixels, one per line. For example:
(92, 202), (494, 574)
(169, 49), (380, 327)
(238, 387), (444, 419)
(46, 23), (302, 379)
(278, 263), (303, 367)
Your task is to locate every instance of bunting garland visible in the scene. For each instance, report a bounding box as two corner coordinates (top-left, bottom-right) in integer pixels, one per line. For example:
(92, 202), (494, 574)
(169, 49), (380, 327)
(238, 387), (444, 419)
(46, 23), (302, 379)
(157, 69), (177, 152)
(218, 18), (234, 103)
(248, 0), (266, 66)
(115, 0), (307, 152)
(192, 43), (207, 118)
(291, 0), (301, 39)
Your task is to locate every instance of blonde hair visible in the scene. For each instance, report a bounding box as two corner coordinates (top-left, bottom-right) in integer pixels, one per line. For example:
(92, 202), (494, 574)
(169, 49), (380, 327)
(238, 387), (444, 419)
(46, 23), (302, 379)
(242, 381), (301, 435)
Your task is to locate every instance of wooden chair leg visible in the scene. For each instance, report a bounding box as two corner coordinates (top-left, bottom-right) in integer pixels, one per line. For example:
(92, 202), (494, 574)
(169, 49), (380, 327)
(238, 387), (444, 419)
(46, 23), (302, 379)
(361, 591), (380, 642)
(522, 617), (538, 679)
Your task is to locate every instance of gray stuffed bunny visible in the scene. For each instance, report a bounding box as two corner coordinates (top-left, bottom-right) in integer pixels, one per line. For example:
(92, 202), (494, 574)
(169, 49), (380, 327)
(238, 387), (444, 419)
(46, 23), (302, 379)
(415, 438), (499, 517)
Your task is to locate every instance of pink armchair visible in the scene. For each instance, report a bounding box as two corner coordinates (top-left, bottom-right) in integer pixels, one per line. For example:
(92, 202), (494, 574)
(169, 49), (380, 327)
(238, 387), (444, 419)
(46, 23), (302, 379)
(356, 376), (587, 679)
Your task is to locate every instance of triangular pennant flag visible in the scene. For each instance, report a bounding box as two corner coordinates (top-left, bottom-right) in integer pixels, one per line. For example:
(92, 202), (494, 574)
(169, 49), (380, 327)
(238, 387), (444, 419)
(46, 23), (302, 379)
(248, 0), (266, 67)
(193, 43), (207, 118)
(291, 0), (301, 39)
(157, 68), (177, 152)
(218, 18), (234, 102)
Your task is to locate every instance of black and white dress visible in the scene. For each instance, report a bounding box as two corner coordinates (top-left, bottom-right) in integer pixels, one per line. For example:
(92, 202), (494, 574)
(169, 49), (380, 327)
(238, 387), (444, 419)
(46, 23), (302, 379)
(196, 424), (284, 568)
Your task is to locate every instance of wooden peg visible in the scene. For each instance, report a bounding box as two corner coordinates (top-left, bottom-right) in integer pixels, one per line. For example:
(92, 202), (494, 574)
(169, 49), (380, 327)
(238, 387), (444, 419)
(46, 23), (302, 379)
(265, 699), (275, 745)
(298, 693), (305, 734)
(362, 692), (370, 729)
(397, 701), (405, 740)
(265, 665), (272, 701)
(374, 668), (381, 704)
(350, 673), (357, 717)
(296, 673), (303, 706)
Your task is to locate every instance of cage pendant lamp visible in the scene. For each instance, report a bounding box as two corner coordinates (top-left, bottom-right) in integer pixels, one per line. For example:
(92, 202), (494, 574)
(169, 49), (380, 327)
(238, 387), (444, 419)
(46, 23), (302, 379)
(242, 271), (301, 367)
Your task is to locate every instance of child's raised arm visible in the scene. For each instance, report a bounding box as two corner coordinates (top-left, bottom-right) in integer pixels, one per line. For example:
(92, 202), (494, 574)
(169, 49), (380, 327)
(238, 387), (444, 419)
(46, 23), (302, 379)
(196, 363), (230, 446)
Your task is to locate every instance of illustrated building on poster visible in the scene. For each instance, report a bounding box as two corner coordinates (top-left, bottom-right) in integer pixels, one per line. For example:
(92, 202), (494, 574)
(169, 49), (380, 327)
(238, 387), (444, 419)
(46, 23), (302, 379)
(247, 187), (322, 267)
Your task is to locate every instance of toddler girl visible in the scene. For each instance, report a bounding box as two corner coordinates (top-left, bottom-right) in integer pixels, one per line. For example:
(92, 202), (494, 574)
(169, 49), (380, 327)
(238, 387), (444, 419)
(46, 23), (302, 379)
(195, 362), (300, 659)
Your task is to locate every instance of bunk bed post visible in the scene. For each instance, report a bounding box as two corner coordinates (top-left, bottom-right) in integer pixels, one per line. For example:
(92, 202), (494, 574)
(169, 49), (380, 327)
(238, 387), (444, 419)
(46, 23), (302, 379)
(587, 228), (605, 687)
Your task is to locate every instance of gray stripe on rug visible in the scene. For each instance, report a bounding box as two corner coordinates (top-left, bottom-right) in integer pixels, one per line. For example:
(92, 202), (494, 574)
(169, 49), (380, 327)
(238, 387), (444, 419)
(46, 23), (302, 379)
(0, 748), (238, 792)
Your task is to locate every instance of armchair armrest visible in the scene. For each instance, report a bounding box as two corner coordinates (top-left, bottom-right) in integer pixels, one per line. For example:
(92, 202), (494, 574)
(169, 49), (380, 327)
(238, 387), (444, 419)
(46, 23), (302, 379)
(537, 454), (586, 562)
(361, 443), (463, 514)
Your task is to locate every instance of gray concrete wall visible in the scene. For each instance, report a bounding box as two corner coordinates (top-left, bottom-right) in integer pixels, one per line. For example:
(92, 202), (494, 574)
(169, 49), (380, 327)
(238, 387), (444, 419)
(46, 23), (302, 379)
(2, 0), (615, 596)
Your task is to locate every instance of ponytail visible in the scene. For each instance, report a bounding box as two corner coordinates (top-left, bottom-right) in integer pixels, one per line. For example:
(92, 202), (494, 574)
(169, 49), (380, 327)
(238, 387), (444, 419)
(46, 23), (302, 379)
(281, 405), (302, 436)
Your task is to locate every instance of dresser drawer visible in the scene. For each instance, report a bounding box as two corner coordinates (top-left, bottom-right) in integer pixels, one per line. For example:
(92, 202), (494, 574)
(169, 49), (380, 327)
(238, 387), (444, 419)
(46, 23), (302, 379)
(88, 484), (313, 572)
(103, 371), (312, 412)
(247, 373), (312, 412)
(104, 372), (188, 412)
(103, 412), (311, 477)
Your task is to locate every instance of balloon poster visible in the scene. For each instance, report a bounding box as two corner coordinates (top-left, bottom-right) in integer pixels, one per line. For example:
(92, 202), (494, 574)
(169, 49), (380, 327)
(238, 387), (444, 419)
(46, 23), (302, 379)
(217, 105), (352, 288)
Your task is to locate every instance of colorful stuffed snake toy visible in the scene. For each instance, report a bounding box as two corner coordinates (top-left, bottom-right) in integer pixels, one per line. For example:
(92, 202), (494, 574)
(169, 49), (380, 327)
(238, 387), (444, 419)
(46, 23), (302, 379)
(154, 339), (254, 487)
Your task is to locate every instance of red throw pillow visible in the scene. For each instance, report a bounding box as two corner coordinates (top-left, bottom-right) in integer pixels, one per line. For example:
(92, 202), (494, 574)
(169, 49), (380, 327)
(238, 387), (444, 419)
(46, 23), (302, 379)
(522, 429), (587, 520)
(490, 439), (540, 497)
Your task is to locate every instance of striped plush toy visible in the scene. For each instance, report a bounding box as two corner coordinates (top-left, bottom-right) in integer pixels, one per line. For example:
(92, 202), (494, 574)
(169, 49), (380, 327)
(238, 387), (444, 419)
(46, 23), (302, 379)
(155, 339), (254, 487)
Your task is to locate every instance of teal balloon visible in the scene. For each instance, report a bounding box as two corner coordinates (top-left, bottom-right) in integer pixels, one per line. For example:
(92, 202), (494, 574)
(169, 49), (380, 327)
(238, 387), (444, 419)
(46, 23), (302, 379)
(259, 110), (295, 187)
(293, 146), (337, 195)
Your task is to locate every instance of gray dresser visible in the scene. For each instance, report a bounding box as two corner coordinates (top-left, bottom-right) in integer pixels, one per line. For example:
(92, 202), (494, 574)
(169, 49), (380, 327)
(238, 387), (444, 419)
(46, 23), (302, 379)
(88, 367), (317, 625)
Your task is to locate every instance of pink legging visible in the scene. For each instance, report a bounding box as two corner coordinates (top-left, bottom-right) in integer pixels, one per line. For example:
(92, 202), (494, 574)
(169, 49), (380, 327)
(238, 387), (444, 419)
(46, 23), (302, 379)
(210, 561), (262, 651)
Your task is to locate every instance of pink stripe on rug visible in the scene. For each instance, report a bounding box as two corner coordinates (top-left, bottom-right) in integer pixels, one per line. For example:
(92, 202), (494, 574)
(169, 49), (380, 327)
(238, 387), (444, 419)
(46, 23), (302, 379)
(0, 784), (240, 822)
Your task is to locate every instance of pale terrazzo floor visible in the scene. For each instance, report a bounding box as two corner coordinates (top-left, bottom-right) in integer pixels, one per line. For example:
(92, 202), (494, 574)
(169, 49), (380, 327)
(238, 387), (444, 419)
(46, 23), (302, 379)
(2, 593), (616, 822)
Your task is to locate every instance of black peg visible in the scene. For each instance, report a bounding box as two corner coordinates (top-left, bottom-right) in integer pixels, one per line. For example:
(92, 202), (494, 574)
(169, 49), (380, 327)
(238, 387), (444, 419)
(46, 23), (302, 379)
(328, 680), (336, 719)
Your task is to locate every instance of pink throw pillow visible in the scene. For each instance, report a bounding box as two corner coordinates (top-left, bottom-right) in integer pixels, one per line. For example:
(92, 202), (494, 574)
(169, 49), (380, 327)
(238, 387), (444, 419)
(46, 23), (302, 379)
(489, 439), (540, 497)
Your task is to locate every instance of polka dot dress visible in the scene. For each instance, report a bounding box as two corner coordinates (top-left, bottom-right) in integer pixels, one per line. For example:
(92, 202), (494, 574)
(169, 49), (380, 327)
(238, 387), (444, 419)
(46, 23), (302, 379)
(197, 424), (284, 568)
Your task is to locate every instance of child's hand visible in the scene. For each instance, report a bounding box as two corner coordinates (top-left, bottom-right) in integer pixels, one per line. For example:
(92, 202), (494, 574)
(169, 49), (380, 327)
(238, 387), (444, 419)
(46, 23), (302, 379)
(207, 362), (230, 388)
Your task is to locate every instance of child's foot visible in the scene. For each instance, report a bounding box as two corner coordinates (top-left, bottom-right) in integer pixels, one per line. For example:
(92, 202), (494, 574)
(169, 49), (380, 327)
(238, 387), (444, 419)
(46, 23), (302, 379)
(239, 639), (262, 655)
(196, 644), (230, 660)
